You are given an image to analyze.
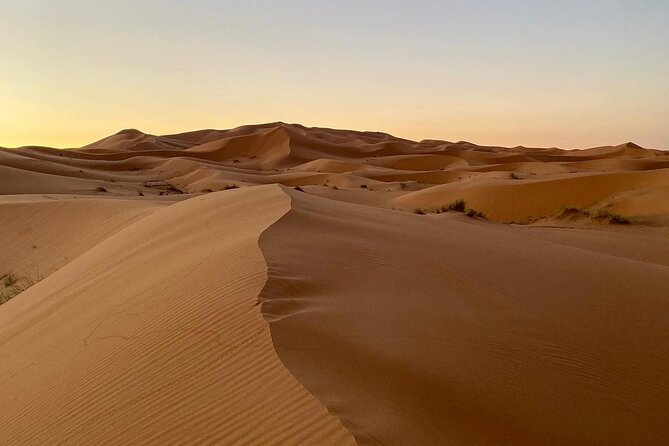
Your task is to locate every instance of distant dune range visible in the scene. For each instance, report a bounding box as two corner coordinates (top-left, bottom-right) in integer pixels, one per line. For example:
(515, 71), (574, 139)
(1, 123), (669, 445)
(3, 122), (669, 224)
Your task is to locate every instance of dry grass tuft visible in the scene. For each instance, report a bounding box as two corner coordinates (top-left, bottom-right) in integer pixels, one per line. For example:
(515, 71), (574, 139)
(0, 271), (43, 305)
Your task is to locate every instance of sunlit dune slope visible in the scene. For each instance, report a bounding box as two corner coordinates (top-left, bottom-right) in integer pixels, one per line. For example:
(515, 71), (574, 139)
(3, 122), (668, 224)
(0, 186), (354, 445)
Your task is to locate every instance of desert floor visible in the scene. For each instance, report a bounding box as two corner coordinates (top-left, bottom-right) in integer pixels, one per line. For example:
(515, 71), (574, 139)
(1, 122), (669, 445)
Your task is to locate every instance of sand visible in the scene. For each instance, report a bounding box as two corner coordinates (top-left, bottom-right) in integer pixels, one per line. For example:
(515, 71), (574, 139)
(0, 186), (353, 445)
(1, 122), (668, 445)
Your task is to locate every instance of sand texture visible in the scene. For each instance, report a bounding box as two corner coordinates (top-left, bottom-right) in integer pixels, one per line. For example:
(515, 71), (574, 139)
(1, 122), (668, 445)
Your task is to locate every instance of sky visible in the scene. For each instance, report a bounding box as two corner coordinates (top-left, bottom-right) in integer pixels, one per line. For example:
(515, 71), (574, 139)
(1, 0), (668, 149)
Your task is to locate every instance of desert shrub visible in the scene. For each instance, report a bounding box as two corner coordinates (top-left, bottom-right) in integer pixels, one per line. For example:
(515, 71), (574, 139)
(595, 209), (630, 225)
(609, 214), (630, 225)
(95, 186), (107, 192)
(466, 209), (486, 219)
(294, 186), (305, 192)
(0, 271), (43, 305)
(510, 172), (521, 180)
(414, 200), (484, 219)
(360, 184), (368, 189)
(2, 273), (18, 288)
(447, 199), (466, 213)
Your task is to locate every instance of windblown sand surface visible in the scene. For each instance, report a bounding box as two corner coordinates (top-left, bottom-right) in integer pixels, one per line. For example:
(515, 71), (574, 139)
(1, 122), (668, 445)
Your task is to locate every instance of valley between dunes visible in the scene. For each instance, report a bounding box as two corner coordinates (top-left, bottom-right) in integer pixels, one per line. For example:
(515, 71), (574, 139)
(1, 122), (669, 445)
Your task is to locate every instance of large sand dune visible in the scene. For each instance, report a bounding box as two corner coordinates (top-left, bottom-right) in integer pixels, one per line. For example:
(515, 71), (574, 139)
(0, 186), (353, 445)
(260, 189), (669, 445)
(1, 122), (668, 445)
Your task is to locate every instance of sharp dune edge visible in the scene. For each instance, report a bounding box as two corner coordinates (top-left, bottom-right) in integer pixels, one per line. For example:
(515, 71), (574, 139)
(0, 187), (355, 445)
(260, 190), (669, 445)
(1, 122), (669, 445)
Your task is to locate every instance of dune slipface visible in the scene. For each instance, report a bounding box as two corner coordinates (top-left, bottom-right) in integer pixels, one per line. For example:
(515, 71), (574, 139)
(258, 188), (669, 446)
(1, 122), (669, 445)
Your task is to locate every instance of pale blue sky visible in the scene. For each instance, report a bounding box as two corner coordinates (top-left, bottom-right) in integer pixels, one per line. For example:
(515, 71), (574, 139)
(1, 0), (668, 148)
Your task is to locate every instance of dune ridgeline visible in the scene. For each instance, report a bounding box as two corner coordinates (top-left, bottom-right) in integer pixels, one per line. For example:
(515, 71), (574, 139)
(1, 122), (669, 445)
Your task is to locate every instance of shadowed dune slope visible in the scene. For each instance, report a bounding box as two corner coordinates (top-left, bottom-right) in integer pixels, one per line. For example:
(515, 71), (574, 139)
(0, 186), (354, 445)
(258, 190), (669, 446)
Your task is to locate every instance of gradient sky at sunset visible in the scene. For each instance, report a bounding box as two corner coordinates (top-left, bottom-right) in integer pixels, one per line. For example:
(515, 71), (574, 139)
(2, 0), (668, 149)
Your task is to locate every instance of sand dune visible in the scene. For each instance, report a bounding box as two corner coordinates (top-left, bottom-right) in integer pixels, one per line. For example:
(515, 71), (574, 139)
(260, 189), (669, 445)
(1, 122), (668, 445)
(395, 169), (669, 223)
(4, 121), (669, 222)
(0, 195), (168, 276)
(0, 186), (353, 445)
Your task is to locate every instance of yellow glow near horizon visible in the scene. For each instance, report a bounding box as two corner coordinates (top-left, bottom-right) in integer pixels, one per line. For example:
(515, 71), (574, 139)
(1, 1), (668, 150)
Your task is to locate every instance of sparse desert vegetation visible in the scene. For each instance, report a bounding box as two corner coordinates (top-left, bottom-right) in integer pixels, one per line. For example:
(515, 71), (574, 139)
(595, 209), (631, 225)
(0, 271), (43, 305)
(201, 184), (239, 193)
(465, 208), (486, 219)
(556, 207), (631, 225)
(414, 199), (485, 219)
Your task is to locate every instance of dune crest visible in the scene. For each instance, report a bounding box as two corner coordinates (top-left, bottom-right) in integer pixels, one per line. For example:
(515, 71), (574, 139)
(258, 188), (669, 445)
(0, 186), (354, 445)
(1, 122), (667, 225)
